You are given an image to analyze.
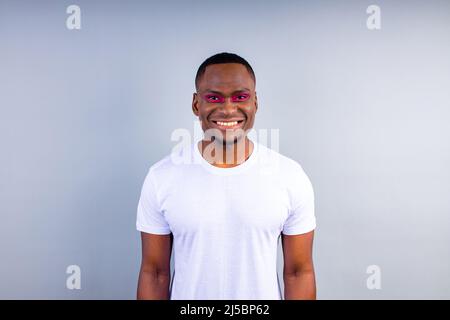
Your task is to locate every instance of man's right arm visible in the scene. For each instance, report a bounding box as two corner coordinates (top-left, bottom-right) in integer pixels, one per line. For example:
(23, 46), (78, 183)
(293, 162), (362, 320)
(137, 232), (173, 300)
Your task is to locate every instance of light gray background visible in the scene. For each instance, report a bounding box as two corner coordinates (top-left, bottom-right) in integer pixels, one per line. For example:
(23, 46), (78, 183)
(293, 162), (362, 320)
(1, 0), (449, 299)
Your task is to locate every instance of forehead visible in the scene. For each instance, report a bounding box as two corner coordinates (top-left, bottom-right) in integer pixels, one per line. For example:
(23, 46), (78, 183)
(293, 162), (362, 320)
(198, 63), (255, 93)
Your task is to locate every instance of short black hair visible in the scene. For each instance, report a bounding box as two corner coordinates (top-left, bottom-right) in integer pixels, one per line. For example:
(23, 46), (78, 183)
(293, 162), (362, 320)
(195, 52), (256, 90)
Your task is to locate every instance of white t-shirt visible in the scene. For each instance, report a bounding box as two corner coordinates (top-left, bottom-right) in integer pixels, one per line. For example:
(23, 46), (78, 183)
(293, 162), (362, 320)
(136, 139), (316, 300)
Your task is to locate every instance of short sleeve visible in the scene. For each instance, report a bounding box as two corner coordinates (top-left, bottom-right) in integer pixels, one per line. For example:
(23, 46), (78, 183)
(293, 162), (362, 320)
(136, 169), (171, 235)
(282, 165), (316, 235)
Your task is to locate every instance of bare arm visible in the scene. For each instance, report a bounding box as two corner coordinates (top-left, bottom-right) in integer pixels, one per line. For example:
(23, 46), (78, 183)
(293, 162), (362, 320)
(137, 232), (173, 300)
(281, 230), (316, 300)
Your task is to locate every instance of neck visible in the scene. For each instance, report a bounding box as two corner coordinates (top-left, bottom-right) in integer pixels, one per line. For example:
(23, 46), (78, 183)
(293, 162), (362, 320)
(198, 137), (254, 168)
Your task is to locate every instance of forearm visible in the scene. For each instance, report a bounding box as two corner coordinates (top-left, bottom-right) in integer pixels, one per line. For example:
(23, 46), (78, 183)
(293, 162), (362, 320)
(283, 270), (316, 300)
(137, 269), (170, 300)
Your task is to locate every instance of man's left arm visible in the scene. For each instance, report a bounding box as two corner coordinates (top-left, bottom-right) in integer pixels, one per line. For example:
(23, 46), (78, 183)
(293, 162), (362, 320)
(281, 230), (316, 300)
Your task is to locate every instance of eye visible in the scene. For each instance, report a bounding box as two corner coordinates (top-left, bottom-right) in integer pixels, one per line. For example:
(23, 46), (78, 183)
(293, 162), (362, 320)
(204, 94), (224, 103)
(231, 93), (250, 102)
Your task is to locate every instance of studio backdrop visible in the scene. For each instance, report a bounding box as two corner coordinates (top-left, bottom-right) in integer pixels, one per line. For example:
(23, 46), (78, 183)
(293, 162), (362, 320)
(1, 0), (449, 299)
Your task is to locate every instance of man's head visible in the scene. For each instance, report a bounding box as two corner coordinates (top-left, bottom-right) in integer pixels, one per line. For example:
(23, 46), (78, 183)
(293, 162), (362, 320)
(192, 52), (258, 145)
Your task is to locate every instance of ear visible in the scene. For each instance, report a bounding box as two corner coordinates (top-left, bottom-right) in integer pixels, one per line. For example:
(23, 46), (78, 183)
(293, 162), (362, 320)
(192, 92), (199, 116)
(254, 91), (258, 113)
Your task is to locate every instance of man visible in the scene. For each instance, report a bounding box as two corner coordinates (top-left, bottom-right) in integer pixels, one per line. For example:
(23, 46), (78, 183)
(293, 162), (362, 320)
(136, 52), (316, 300)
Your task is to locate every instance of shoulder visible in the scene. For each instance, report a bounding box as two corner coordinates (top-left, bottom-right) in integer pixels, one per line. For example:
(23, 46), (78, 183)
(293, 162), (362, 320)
(148, 153), (175, 175)
(145, 143), (194, 183)
(256, 143), (314, 200)
(256, 143), (309, 178)
(257, 144), (314, 210)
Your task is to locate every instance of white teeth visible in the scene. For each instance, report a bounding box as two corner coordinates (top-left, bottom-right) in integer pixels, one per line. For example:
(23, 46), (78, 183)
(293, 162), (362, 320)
(216, 121), (238, 126)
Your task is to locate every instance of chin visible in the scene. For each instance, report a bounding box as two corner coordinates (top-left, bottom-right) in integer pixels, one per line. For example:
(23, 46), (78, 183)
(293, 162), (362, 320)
(218, 134), (246, 146)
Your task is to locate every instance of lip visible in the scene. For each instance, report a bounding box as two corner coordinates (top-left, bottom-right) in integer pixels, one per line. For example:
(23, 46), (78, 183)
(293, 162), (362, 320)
(210, 119), (245, 130)
(210, 118), (245, 122)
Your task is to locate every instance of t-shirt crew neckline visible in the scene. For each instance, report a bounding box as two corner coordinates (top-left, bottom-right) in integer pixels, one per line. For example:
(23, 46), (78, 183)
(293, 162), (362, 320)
(193, 138), (259, 176)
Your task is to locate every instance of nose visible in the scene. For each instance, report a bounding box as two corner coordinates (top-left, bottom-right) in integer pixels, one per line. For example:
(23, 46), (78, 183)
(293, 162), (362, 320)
(221, 97), (238, 115)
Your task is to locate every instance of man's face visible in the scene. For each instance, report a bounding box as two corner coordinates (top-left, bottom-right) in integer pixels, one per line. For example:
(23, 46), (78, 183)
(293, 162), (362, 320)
(192, 63), (258, 145)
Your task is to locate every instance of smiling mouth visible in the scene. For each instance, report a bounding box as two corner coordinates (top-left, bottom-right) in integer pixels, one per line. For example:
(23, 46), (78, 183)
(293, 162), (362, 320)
(211, 120), (245, 128)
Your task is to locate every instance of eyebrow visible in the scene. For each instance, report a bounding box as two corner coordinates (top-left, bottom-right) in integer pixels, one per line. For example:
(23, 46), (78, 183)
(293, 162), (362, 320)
(202, 88), (251, 95)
